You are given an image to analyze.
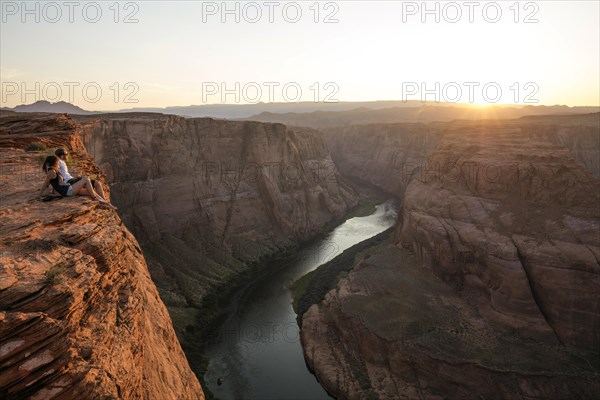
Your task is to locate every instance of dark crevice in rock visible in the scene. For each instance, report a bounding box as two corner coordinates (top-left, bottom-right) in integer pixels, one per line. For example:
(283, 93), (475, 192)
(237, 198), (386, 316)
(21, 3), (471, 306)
(513, 241), (564, 346)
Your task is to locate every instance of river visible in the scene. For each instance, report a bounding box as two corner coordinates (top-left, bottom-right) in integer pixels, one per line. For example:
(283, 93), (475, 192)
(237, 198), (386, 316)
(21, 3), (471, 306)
(203, 200), (398, 400)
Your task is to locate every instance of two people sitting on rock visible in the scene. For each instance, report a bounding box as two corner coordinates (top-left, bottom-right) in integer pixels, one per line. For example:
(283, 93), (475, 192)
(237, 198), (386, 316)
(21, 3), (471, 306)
(39, 151), (116, 209)
(54, 148), (109, 200)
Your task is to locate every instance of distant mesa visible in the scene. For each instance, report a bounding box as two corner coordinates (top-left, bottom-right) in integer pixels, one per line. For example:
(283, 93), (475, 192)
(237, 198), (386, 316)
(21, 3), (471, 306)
(2, 100), (96, 115)
(116, 102), (600, 124)
(2, 101), (599, 125)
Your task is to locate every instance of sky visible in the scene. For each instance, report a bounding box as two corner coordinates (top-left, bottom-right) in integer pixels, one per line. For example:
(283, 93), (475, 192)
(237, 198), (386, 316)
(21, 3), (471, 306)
(1, 0), (599, 110)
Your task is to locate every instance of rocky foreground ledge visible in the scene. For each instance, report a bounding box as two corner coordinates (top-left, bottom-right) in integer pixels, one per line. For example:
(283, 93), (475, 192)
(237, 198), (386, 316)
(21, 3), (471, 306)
(0, 113), (204, 399)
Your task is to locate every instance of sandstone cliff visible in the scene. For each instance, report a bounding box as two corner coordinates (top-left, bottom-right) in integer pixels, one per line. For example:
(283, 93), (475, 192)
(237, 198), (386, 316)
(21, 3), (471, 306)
(0, 112), (204, 400)
(299, 115), (600, 399)
(397, 122), (600, 349)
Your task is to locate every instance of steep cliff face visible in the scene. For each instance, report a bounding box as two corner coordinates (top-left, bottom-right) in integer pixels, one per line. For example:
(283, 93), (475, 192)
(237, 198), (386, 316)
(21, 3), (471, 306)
(301, 242), (600, 399)
(76, 115), (356, 313)
(397, 124), (600, 349)
(0, 113), (204, 400)
(300, 115), (600, 399)
(324, 123), (444, 196)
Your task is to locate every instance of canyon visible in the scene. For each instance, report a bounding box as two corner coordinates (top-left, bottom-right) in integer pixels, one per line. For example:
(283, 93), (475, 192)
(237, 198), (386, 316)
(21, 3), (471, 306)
(2, 109), (599, 400)
(74, 113), (358, 374)
(297, 113), (600, 399)
(0, 110), (359, 399)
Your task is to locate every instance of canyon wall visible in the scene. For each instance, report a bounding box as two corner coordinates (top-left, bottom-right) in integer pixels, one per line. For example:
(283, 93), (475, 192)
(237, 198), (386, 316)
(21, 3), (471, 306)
(0, 112), (204, 400)
(75, 114), (357, 368)
(396, 123), (600, 349)
(300, 114), (600, 399)
(324, 123), (444, 196)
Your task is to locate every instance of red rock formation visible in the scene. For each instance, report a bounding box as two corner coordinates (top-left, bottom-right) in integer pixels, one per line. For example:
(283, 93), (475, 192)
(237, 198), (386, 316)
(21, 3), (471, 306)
(0, 112), (204, 399)
(397, 124), (600, 349)
(302, 244), (600, 399)
(300, 115), (600, 399)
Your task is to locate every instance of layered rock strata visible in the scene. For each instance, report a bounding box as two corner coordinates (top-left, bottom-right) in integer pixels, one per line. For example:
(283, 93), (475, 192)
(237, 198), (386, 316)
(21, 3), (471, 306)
(0, 112), (204, 400)
(300, 116), (600, 399)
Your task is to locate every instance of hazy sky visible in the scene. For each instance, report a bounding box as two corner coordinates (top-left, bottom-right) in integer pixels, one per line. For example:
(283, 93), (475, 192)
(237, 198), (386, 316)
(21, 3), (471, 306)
(1, 0), (599, 110)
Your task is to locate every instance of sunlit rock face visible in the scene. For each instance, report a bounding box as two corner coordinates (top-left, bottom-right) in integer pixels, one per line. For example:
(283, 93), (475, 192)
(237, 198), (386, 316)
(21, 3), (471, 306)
(0, 112), (204, 400)
(300, 114), (600, 399)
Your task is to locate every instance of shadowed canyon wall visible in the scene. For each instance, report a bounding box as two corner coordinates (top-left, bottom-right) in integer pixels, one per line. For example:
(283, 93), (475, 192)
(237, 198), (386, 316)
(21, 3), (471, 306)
(324, 123), (444, 196)
(299, 114), (600, 399)
(0, 112), (204, 400)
